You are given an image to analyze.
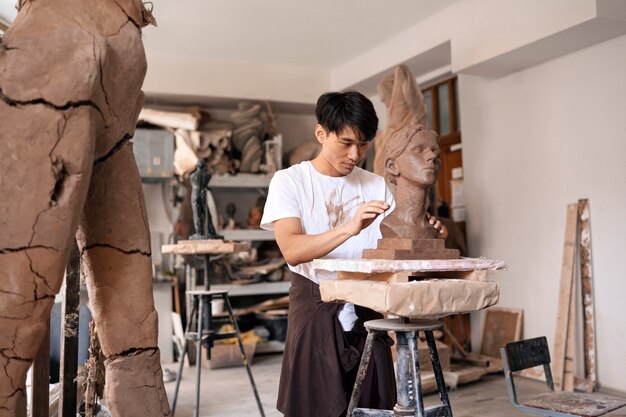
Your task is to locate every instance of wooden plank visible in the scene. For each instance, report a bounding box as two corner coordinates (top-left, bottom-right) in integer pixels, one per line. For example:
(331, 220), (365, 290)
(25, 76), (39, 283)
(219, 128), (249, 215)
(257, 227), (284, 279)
(162, 239), (249, 255)
(578, 198), (597, 392)
(59, 242), (80, 416)
(420, 359), (503, 394)
(552, 203), (578, 391)
(563, 269), (576, 391)
(31, 322), (50, 417)
(443, 314), (471, 356)
(480, 307), (523, 358)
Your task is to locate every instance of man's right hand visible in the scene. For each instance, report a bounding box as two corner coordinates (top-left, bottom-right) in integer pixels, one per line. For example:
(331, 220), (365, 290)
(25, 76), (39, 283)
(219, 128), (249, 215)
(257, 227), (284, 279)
(274, 200), (390, 266)
(346, 200), (391, 237)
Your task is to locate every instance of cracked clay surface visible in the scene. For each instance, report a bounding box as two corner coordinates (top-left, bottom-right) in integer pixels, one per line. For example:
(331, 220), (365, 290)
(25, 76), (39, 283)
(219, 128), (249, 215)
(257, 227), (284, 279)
(0, 0), (170, 415)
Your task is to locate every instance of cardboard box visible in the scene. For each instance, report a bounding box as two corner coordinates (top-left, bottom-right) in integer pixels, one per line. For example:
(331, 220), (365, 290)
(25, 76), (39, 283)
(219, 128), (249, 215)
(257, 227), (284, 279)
(203, 342), (256, 369)
(320, 279), (499, 319)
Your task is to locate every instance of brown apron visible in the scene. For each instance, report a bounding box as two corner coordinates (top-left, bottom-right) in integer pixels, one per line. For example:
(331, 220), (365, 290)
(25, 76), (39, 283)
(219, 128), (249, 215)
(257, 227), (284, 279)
(277, 274), (396, 417)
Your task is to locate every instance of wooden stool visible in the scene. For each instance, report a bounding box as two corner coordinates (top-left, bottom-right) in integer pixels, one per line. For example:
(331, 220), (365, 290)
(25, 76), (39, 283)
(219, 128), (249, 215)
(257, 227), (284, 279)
(348, 318), (453, 417)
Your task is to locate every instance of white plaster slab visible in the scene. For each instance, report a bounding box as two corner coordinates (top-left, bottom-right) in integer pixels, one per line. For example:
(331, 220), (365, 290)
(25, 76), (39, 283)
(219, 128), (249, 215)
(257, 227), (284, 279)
(312, 257), (507, 274)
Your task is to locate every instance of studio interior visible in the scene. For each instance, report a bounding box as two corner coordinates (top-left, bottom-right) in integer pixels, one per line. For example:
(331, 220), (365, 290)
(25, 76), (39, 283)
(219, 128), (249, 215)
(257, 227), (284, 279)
(1, 1), (625, 417)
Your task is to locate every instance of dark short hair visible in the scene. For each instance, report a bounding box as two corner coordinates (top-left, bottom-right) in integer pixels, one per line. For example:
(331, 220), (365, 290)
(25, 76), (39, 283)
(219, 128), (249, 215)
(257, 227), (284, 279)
(315, 90), (378, 142)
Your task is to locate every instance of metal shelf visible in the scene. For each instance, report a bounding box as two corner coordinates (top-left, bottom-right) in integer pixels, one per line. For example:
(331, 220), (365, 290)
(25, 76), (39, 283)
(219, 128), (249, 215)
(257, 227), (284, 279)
(210, 173), (272, 188)
(220, 229), (275, 241)
(212, 281), (290, 297)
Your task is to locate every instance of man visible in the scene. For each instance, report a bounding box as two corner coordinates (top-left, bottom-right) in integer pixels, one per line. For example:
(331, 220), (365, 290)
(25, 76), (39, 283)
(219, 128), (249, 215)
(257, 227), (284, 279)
(261, 91), (396, 417)
(262, 91), (446, 416)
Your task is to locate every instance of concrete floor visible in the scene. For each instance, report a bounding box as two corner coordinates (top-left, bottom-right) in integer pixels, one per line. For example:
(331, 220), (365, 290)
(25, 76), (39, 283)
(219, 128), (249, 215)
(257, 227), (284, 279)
(163, 354), (626, 417)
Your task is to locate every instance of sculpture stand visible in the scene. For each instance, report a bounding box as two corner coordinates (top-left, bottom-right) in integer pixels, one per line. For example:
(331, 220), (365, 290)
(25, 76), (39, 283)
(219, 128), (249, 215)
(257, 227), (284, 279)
(314, 256), (506, 416)
(162, 240), (265, 417)
(348, 318), (452, 417)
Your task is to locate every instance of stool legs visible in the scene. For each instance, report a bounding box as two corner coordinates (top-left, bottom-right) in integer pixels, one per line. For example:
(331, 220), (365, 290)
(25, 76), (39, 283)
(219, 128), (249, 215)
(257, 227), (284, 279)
(223, 296), (266, 417)
(347, 331), (377, 416)
(425, 331), (452, 415)
(170, 293), (265, 417)
(348, 325), (453, 417)
(193, 295), (205, 417)
(171, 300), (197, 413)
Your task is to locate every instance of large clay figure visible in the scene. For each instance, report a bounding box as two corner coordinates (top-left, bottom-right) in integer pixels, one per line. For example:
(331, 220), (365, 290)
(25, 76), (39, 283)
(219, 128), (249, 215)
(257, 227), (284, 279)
(0, 1), (170, 416)
(373, 65), (427, 176)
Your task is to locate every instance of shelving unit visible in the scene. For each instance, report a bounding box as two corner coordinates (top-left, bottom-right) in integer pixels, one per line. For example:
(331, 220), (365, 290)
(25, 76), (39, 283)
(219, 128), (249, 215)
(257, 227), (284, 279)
(209, 172), (289, 354)
(220, 229), (275, 241)
(213, 281), (290, 297)
(210, 173), (273, 188)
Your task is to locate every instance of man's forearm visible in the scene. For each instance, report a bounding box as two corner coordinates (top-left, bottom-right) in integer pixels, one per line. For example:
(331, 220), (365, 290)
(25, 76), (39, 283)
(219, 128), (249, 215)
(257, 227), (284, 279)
(278, 223), (355, 266)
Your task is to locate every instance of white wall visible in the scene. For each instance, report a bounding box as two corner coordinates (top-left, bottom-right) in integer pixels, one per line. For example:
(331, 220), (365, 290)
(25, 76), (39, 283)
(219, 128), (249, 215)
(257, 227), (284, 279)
(459, 34), (626, 391)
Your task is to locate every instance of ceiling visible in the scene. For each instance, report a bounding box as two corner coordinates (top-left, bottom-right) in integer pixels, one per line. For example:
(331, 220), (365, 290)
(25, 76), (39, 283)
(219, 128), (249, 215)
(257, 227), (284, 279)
(142, 0), (459, 70)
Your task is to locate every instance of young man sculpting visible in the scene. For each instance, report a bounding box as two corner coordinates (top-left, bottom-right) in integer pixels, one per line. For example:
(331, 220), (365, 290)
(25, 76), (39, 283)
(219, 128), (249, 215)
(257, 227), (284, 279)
(261, 91), (396, 417)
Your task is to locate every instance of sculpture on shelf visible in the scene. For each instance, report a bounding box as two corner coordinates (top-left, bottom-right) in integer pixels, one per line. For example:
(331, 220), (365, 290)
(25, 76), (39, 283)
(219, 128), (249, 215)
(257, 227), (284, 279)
(0, 1), (170, 416)
(247, 196), (266, 229)
(363, 125), (459, 260)
(224, 202), (238, 230)
(373, 64), (427, 176)
(190, 159), (221, 240)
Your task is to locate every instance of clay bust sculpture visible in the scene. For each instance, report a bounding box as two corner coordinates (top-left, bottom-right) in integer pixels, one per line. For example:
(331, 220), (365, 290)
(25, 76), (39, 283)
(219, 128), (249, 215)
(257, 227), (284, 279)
(380, 124), (441, 239)
(0, 1), (170, 416)
(364, 124), (458, 259)
(373, 64), (427, 176)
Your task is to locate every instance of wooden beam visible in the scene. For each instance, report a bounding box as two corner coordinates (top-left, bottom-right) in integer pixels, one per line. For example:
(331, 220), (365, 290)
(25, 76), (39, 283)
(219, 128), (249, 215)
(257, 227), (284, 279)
(443, 324), (469, 358)
(578, 198), (597, 392)
(31, 323), (50, 417)
(59, 242), (80, 416)
(552, 203), (578, 391)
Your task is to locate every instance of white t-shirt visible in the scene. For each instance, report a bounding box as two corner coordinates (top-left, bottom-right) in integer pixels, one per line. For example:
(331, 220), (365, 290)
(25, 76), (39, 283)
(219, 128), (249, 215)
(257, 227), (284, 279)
(260, 161), (394, 330)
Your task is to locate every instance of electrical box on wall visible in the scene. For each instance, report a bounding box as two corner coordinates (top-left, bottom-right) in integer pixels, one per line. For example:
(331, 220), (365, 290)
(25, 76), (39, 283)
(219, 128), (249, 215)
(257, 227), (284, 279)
(133, 128), (174, 181)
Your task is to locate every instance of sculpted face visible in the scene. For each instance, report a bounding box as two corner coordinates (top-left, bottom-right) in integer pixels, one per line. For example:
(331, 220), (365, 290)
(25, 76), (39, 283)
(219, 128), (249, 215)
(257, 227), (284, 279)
(391, 130), (440, 187)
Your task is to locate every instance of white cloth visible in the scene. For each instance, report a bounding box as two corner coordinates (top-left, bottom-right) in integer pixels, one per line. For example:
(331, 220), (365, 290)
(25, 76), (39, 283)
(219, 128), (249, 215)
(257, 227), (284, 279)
(261, 161), (394, 330)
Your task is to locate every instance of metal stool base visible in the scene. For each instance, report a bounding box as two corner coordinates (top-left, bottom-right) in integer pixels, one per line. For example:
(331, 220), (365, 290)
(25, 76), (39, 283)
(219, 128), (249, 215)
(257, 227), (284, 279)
(348, 318), (453, 417)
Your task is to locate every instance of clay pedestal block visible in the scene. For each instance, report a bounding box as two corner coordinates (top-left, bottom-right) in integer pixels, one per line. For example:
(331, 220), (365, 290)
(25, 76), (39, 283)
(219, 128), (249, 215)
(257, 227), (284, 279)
(363, 238), (460, 260)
